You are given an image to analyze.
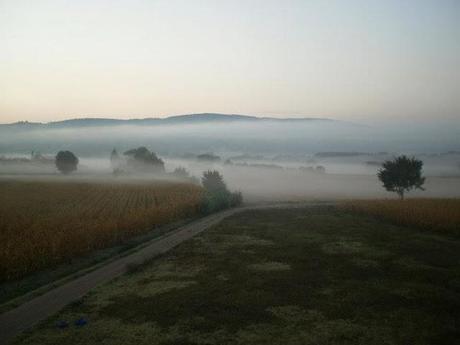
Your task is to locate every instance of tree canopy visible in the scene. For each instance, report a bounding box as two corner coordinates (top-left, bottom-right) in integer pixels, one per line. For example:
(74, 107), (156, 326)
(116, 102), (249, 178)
(377, 155), (425, 199)
(200, 170), (242, 213)
(123, 147), (165, 173)
(201, 170), (228, 195)
(172, 166), (190, 179)
(55, 151), (79, 174)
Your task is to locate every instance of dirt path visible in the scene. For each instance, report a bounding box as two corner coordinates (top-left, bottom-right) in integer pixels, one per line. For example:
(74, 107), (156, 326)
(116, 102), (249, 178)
(0, 203), (329, 344)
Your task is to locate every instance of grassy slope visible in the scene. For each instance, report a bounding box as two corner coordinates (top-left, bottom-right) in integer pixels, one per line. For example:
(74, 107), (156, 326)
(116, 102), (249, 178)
(15, 206), (460, 345)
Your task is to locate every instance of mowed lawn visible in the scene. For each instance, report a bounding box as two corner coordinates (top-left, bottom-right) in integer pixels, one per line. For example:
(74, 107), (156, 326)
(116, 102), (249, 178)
(15, 206), (460, 345)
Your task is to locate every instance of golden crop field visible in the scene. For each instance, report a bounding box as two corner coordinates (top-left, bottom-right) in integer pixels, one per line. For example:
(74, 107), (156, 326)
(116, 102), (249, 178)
(0, 180), (204, 281)
(341, 198), (460, 234)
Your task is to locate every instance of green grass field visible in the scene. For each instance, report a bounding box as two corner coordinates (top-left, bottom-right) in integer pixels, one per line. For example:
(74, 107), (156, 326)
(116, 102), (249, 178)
(15, 206), (460, 345)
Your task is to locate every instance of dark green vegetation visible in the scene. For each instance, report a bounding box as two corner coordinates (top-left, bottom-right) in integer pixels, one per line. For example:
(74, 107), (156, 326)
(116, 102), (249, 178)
(15, 207), (460, 344)
(378, 155), (425, 199)
(55, 151), (79, 174)
(201, 170), (242, 214)
(123, 147), (165, 173)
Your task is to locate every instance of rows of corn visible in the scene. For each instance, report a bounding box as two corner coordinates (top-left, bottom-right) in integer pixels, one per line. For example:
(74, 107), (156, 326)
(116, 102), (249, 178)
(0, 180), (203, 281)
(341, 198), (460, 234)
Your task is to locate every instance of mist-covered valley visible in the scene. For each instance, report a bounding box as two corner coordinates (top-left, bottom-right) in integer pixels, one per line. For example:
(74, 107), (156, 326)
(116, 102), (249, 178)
(1, 114), (459, 202)
(2, 1), (460, 342)
(1, 114), (460, 156)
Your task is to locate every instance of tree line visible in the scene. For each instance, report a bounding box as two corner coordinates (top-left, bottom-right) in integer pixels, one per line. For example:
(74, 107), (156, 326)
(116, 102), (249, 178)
(54, 147), (243, 212)
(54, 148), (426, 201)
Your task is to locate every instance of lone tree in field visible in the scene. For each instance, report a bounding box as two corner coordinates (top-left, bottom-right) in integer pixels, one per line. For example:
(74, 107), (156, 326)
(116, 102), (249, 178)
(377, 155), (425, 200)
(55, 151), (79, 174)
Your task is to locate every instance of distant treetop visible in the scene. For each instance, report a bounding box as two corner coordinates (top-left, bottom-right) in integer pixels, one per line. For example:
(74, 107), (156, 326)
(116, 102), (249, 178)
(55, 150), (79, 174)
(123, 147), (165, 173)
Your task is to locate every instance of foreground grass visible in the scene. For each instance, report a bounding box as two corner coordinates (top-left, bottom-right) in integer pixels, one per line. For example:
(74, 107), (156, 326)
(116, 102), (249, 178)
(0, 180), (203, 281)
(15, 206), (460, 345)
(341, 198), (460, 234)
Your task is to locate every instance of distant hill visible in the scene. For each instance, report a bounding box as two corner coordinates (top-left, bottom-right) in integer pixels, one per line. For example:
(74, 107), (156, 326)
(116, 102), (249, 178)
(1, 113), (333, 129)
(1, 113), (458, 156)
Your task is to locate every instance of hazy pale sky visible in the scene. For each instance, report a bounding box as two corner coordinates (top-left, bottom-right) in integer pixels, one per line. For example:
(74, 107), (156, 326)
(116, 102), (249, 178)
(1, 0), (459, 123)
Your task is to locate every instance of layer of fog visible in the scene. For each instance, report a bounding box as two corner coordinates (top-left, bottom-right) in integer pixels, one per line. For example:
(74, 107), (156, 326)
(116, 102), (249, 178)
(1, 119), (459, 156)
(2, 152), (459, 177)
(166, 159), (460, 202)
(1, 119), (459, 201)
(2, 155), (460, 202)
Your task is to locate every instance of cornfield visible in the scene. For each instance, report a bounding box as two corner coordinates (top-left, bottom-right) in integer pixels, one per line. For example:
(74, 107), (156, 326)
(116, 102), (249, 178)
(0, 180), (204, 281)
(341, 198), (460, 234)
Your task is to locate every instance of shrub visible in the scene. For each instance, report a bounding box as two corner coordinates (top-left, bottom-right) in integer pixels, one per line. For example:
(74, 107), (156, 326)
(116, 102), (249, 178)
(200, 170), (243, 214)
(230, 191), (243, 207)
(201, 191), (231, 214)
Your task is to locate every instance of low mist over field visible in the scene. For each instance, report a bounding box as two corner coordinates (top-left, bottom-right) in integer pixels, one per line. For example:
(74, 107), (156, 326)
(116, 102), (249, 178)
(1, 114), (459, 202)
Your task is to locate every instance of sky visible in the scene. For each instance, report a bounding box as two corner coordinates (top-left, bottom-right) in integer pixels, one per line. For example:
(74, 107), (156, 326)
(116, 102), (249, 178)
(0, 0), (459, 123)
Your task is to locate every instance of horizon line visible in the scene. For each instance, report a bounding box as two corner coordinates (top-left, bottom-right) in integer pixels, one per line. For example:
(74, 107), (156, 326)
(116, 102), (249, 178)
(1, 113), (335, 125)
